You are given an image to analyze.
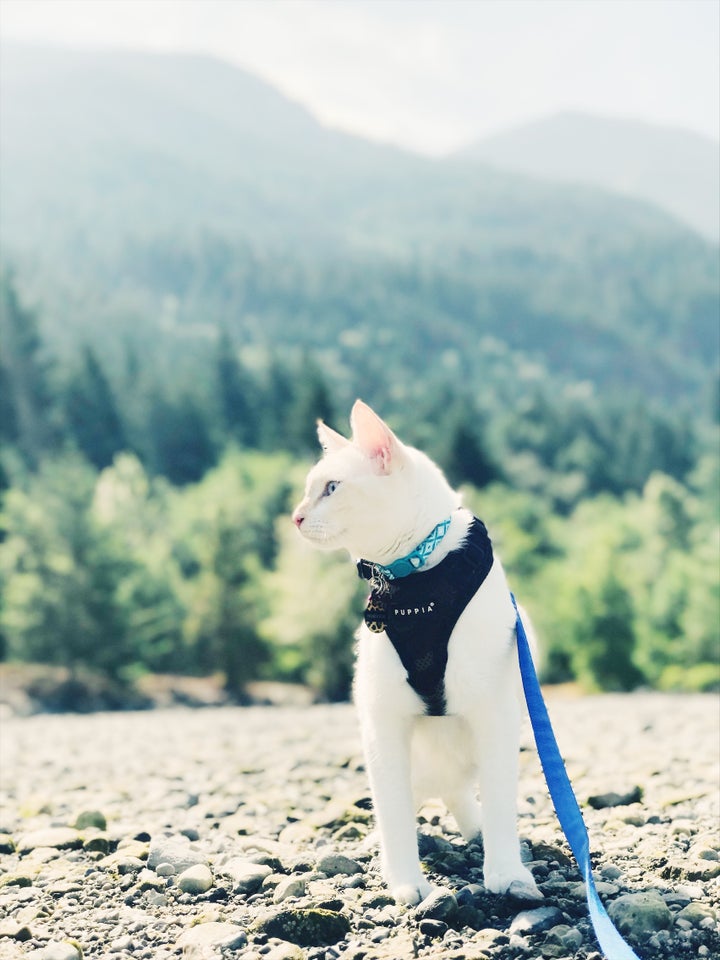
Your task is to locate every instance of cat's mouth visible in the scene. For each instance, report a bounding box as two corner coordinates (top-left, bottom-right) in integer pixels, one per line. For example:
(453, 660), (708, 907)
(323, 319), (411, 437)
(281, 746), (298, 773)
(300, 525), (346, 547)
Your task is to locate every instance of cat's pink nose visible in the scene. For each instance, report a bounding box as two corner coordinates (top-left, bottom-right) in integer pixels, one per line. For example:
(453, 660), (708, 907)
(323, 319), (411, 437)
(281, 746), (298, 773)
(292, 510), (304, 528)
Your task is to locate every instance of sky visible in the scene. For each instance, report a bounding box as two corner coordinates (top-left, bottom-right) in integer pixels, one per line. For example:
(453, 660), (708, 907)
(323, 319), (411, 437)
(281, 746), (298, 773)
(1, 0), (718, 156)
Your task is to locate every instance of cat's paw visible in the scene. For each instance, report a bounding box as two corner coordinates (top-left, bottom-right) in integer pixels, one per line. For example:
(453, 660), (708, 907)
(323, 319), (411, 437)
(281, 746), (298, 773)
(392, 879), (433, 906)
(484, 862), (543, 901)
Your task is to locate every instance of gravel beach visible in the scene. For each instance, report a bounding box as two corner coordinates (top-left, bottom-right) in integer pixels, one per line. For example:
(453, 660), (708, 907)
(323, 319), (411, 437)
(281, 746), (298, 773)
(0, 693), (718, 960)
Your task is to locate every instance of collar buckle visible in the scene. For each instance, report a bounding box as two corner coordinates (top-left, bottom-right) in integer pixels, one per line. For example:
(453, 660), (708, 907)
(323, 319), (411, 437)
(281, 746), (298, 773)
(357, 516), (453, 583)
(357, 559), (379, 581)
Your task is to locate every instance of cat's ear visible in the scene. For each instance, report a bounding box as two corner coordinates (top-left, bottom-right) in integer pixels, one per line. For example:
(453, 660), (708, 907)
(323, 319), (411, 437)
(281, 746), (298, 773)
(317, 420), (350, 455)
(350, 400), (401, 475)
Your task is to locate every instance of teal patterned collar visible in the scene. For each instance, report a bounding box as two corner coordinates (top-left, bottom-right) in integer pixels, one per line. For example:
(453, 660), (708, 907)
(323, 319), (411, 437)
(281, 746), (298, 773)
(357, 517), (452, 582)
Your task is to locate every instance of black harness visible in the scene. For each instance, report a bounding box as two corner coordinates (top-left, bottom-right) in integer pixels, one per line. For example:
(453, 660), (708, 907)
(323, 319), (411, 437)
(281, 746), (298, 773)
(357, 517), (494, 716)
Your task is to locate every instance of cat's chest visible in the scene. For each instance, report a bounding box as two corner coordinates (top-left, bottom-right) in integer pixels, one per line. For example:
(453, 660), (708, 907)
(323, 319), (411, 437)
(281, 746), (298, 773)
(359, 517), (494, 716)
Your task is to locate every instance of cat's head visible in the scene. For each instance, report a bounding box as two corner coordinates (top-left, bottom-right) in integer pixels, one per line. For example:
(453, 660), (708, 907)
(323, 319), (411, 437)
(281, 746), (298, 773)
(292, 400), (461, 563)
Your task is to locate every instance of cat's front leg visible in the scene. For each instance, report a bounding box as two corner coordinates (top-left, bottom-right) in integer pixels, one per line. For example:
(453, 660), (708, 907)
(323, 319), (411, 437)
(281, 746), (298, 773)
(360, 715), (431, 905)
(475, 697), (542, 899)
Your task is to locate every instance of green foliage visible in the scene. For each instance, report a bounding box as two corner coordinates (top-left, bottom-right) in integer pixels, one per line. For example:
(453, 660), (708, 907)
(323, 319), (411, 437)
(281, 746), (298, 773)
(215, 329), (261, 448)
(0, 271), (59, 465)
(169, 449), (294, 693)
(284, 357), (336, 455)
(1, 266), (716, 699)
(259, 520), (364, 701)
(0, 456), (139, 679)
(436, 403), (501, 490)
(0, 448), (299, 696)
(0, 269), (704, 513)
(477, 466), (720, 692)
(92, 454), (186, 673)
(2, 267), (717, 703)
(147, 391), (217, 485)
(64, 345), (127, 469)
(657, 662), (720, 693)
(0, 148), (717, 701)
(571, 574), (643, 692)
(3, 429), (715, 700)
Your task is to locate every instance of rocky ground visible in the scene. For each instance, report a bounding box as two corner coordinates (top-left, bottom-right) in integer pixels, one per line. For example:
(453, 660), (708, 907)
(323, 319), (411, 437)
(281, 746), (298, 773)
(0, 693), (718, 960)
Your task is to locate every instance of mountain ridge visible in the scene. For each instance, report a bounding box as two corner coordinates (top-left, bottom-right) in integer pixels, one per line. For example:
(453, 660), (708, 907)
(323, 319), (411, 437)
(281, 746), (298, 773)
(459, 110), (720, 240)
(0, 42), (717, 411)
(0, 42), (716, 242)
(2, 42), (713, 248)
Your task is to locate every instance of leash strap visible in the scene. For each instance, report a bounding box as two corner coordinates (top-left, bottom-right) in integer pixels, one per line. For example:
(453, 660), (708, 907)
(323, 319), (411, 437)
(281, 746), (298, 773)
(512, 594), (640, 960)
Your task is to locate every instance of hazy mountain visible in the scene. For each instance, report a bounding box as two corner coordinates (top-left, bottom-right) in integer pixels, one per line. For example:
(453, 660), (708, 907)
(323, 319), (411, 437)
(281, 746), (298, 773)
(2, 43), (705, 255)
(0, 44), (717, 407)
(459, 112), (720, 241)
(0, 42), (427, 254)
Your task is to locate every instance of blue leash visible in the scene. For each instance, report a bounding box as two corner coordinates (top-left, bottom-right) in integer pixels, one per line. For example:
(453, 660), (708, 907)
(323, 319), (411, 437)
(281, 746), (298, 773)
(512, 594), (640, 960)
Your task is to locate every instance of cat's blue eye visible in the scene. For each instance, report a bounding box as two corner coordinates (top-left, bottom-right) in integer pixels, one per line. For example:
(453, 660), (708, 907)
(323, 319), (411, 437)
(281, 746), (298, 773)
(323, 481), (339, 497)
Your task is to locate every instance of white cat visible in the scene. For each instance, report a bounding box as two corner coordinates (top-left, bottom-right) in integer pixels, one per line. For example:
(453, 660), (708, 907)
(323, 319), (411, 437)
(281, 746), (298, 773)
(292, 399), (540, 906)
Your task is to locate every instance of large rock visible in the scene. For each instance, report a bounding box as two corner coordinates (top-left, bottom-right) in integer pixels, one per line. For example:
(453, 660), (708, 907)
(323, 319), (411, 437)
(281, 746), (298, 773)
(27, 943), (82, 960)
(176, 921), (246, 950)
(509, 905), (564, 935)
(147, 835), (207, 873)
(135, 868), (166, 892)
(307, 797), (372, 829)
(16, 828), (82, 853)
(588, 786), (643, 809)
(0, 834), (16, 854)
(676, 901), (716, 926)
(418, 919), (448, 938)
(608, 891), (673, 938)
(177, 863), (213, 894)
(100, 852), (145, 874)
(258, 908), (351, 947)
(265, 944), (305, 960)
(317, 853), (364, 877)
(0, 919), (32, 941)
(415, 888), (458, 922)
(223, 858), (273, 894)
(273, 876), (307, 903)
(74, 809), (107, 830)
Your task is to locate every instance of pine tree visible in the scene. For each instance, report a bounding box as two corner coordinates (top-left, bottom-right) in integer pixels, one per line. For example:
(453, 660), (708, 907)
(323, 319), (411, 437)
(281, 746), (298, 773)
(443, 408), (501, 488)
(215, 329), (259, 447)
(287, 357), (335, 453)
(211, 518), (269, 697)
(64, 345), (128, 469)
(574, 574), (644, 691)
(260, 355), (296, 449)
(148, 391), (216, 484)
(0, 355), (18, 448)
(0, 455), (138, 679)
(0, 272), (56, 464)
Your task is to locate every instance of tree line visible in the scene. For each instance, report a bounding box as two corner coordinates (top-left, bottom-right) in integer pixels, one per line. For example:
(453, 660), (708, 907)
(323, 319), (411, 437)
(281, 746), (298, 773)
(1, 444), (716, 703)
(0, 271), (700, 500)
(0, 271), (717, 700)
